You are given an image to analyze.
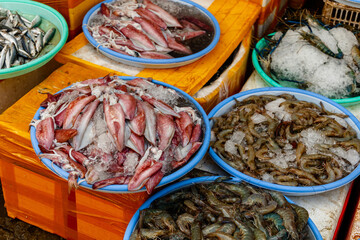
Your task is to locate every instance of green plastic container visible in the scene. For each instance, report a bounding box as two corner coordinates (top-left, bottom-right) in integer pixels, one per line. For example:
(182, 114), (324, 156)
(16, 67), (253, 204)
(0, 0), (68, 79)
(252, 33), (360, 107)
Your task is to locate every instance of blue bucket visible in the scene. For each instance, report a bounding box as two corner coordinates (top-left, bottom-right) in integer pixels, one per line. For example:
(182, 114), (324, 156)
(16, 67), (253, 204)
(82, 0), (220, 68)
(208, 87), (360, 196)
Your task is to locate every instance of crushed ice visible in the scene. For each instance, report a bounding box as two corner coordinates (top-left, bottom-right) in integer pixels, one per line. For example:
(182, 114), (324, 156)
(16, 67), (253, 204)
(269, 26), (360, 99)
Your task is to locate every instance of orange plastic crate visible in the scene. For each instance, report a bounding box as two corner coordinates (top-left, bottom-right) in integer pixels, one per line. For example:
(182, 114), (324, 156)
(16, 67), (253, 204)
(0, 63), (150, 239)
(250, 0), (288, 37)
(34, 0), (103, 39)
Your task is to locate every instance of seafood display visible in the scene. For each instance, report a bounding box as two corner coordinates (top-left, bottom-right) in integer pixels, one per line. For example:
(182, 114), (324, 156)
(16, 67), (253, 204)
(256, 11), (360, 99)
(131, 180), (310, 239)
(0, 8), (57, 69)
(87, 0), (214, 59)
(31, 76), (204, 194)
(211, 94), (360, 187)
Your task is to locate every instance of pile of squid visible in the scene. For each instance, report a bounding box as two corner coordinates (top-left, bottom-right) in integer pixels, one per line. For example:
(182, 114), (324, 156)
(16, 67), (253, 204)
(0, 8), (56, 69)
(87, 0), (213, 59)
(31, 76), (203, 194)
(211, 94), (360, 186)
(131, 181), (309, 240)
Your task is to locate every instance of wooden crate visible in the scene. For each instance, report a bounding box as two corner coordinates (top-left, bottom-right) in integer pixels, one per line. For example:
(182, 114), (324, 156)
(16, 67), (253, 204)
(322, 0), (360, 30)
(54, 0), (261, 97)
(0, 63), (150, 239)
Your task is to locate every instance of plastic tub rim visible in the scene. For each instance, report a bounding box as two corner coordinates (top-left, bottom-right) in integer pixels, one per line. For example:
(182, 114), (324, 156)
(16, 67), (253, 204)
(252, 32), (360, 106)
(207, 87), (360, 195)
(124, 176), (323, 240)
(30, 76), (211, 193)
(82, 0), (220, 66)
(0, 0), (68, 77)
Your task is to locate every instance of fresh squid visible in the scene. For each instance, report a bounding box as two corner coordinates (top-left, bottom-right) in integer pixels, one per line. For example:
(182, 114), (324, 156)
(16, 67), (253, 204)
(33, 76), (203, 193)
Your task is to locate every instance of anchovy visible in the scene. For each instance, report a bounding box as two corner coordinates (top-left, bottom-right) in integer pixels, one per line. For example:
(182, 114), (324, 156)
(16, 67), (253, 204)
(0, 8), (57, 69)
(14, 12), (26, 30)
(35, 32), (43, 53)
(28, 39), (37, 57)
(0, 23), (13, 31)
(9, 42), (17, 64)
(21, 35), (30, 53)
(17, 48), (32, 59)
(43, 27), (56, 45)
(0, 44), (9, 69)
(30, 15), (41, 28)
(32, 27), (45, 35)
(6, 10), (14, 23)
(4, 47), (11, 68)
(20, 16), (31, 28)
(26, 30), (37, 43)
(0, 31), (18, 48)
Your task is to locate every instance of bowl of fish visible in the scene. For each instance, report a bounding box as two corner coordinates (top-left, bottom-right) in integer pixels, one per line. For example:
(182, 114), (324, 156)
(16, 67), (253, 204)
(252, 12), (360, 106)
(82, 0), (220, 68)
(0, 0), (68, 79)
(124, 176), (322, 240)
(208, 87), (360, 196)
(30, 76), (210, 194)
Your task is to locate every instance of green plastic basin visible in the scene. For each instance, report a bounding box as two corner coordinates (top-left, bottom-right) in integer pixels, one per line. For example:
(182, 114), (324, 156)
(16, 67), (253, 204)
(252, 33), (360, 107)
(0, 0), (68, 79)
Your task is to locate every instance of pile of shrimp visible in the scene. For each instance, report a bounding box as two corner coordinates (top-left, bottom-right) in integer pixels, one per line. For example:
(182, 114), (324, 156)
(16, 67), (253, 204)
(257, 11), (360, 99)
(211, 94), (360, 186)
(131, 181), (309, 240)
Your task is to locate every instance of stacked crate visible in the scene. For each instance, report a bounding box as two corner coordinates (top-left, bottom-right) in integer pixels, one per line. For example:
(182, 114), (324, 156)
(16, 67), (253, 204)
(35, 0), (103, 39)
(0, 63), (150, 239)
(250, 0), (288, 37)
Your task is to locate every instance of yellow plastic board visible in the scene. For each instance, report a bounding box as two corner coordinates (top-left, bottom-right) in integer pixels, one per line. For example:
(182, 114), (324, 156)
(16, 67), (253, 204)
(55, 0), (261, 96)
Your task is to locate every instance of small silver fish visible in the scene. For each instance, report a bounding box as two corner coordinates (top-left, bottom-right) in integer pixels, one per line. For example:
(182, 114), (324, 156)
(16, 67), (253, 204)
(43, 27), (56, 45)
(0, 8), (56, 69)
(35, 32), (43, 53)
(0, 44), (9, 69)
(28, 39), (37, 57)
(0, 31), (18, 49)
(9, 42), (17, 64)
(4, 48), (10, 68)
(30, 15), (41, 28)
